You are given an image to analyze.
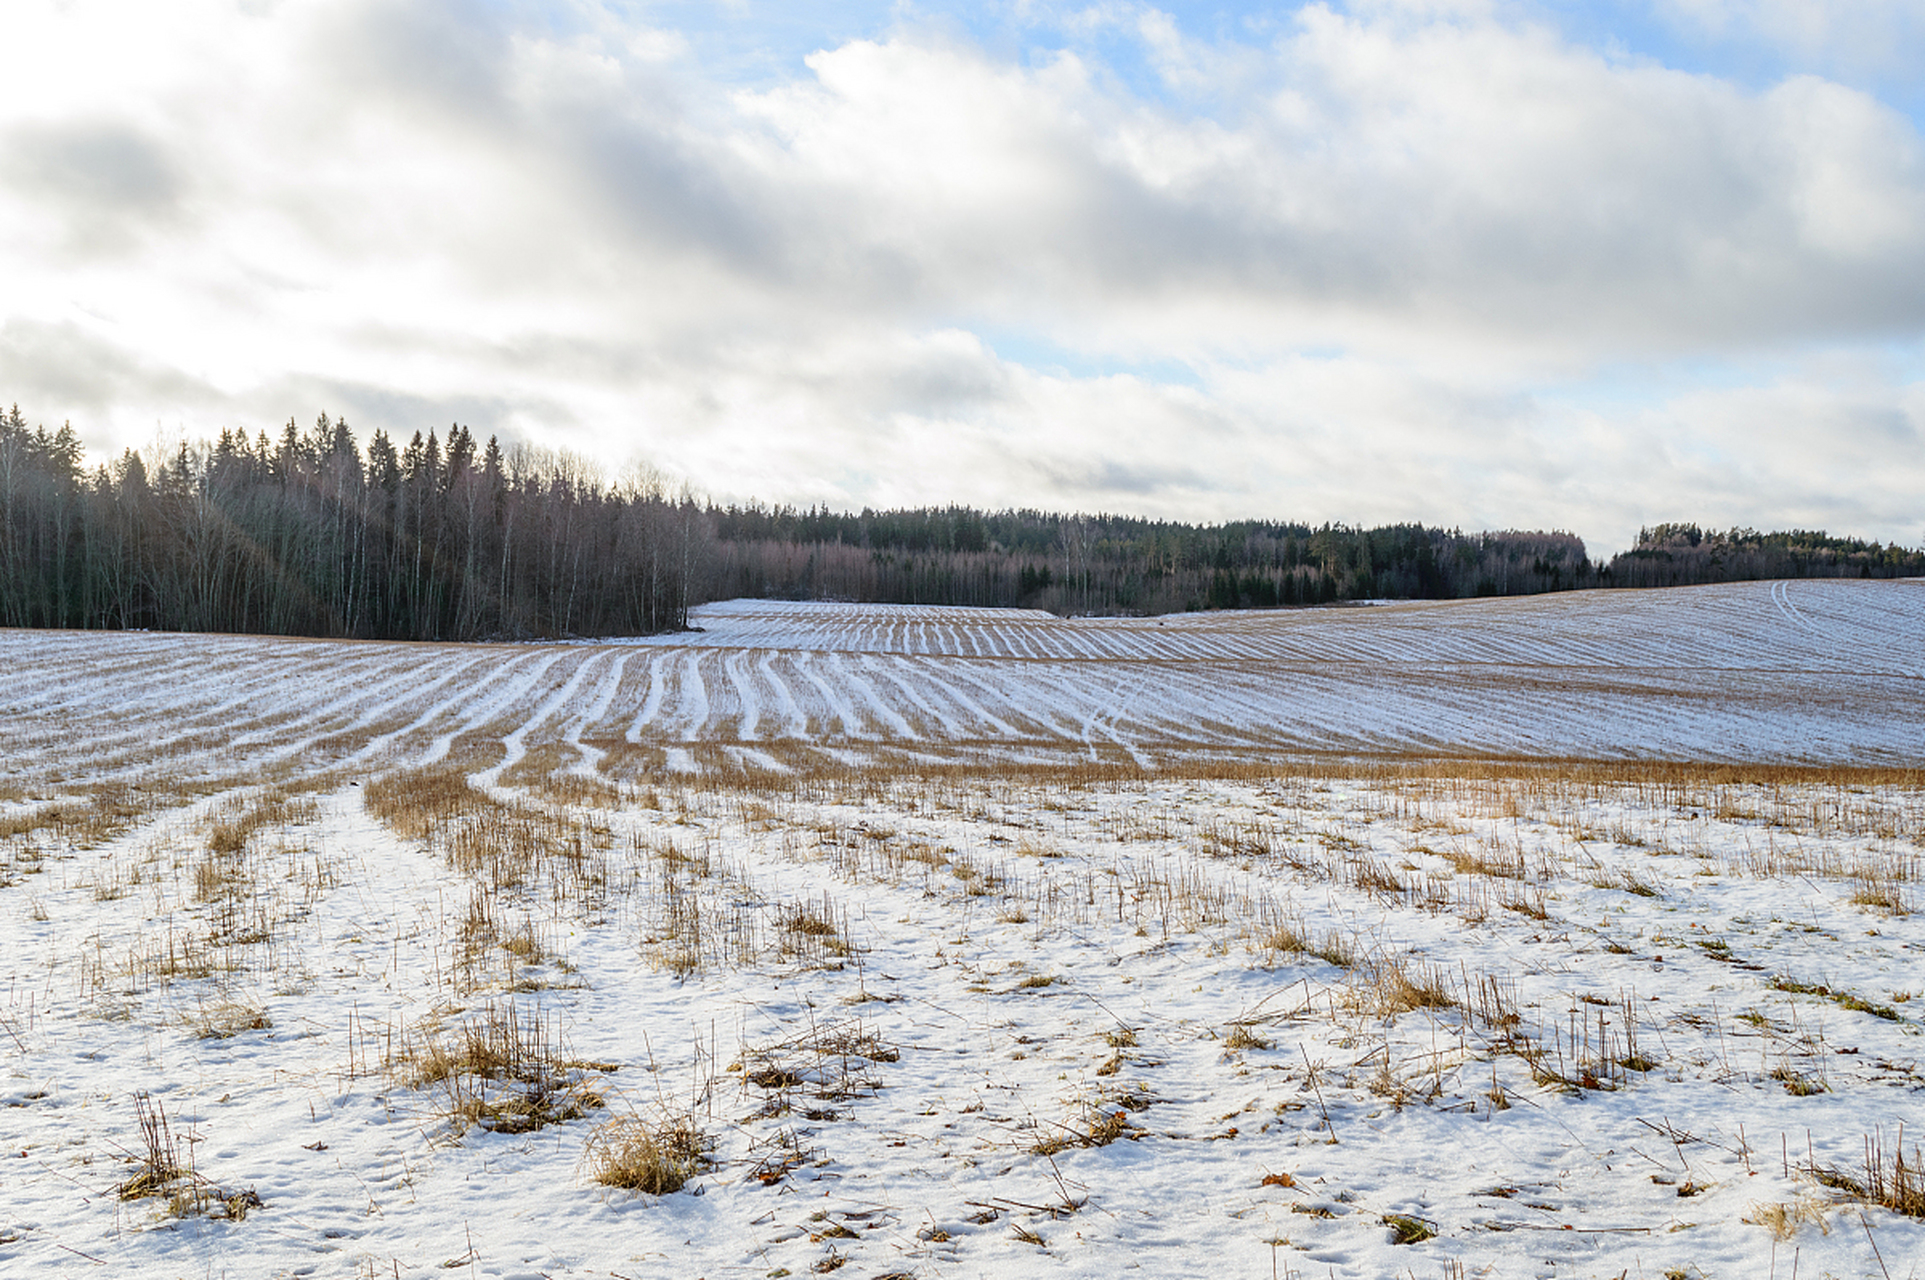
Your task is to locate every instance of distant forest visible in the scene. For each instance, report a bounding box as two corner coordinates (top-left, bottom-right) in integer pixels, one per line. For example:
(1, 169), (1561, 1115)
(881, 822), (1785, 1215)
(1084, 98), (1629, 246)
(709, 504), (1594, 613)
(0, 408), (702, 640)
(1604, 522), (1925, 588)
(3, 407), (1920, 639)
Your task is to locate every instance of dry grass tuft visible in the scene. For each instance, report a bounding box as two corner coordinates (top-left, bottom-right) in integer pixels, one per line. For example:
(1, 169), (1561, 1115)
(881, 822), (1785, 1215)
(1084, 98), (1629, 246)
(117, 1091), (261, 1220)
(118, 1091), (187, 1202)
(1745, 1198), (1830, 1240)
(1225, 1023), (1273, 1052)
(1589, 867), (1661, 898)
(189, 996), (271, 1040)
(1862, 1129), (1925, 1219)
(1438, 842), (1528, 880)
(1031, 1105), (1135, 1155)
(1372, 958), (1458, 1015)
(1770, 1066), (1827, 1097)
(205, 788), (318, 856)
(1264, 919), (1358, 969)
(1800, 1129), (1925, 1221)
(399, 1001), (607, 1134)
(1498, 884), (1550, 920)
(1849, 860), (1908, 914)
(122, 925), (229, 990)
(777, 893), (854, 966)
(582, 1113), (709, 1194)
(453, 887), (551, 990)
(1348, 855), (1406, 896)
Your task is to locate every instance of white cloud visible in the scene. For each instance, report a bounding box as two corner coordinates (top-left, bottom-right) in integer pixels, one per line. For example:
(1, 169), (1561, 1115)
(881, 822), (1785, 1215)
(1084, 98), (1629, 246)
(0, 0), (1921, 555)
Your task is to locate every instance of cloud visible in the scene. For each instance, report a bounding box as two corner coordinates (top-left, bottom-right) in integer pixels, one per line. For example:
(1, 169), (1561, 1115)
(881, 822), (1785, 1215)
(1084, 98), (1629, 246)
(2, 120), (188, 256)
(0, 0), (1921, 555)
(0, 318), (220, 417)
(723, 11), (1925, 357)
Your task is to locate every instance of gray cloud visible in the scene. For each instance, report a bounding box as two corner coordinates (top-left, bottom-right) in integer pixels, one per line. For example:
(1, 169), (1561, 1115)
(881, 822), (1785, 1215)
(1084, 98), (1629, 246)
(1036, 456), (1215, 501)
(0, 318), (218, 416)
(318, 0), (516, 125)
(3, 120), (186, 254)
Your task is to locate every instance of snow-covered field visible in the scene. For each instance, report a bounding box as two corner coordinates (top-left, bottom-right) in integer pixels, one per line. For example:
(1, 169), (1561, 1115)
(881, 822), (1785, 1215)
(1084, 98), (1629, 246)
(3, 582), (1923, 1278)
(3, 579), (1922, 790)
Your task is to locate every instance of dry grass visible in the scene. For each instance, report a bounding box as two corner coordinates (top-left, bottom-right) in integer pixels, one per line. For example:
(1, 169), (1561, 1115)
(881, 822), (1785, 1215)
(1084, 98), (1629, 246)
(1588, 866), (1661, 898)
(121, 925), (230, 991)
(777, 893), (853, 964)
(1767, 975), (1903, 1022)
(582, 1113), (710, 1194)
(1849, 860), (1908, 914)
(1862, 1129), (1925, 1219)
(22, 711), (1924, 1260)
(1370, 958), (1458, 1016)
(1745, 1198), (1831, 1239)
(397, 1001), (608, 1134)
(117, 1091), (261, 1221)
(1770, 1066), (1827, 1097)
(1263, 918), (1359, 969)
(364, 767), (486, 841)
(1436, 842), (1528, 880)
(629, 749), (1925, 809)
(1224, 1023), (1273, 1051)
(117, 1090), (188, 1202)
(1498, 883), (1550, 920)
(188, 996), (271, 1040)
(205, 788), (319, 856)
(1348, 855), (1406, 897)
(367, 765), (617, 919)
(0, 784), (160, 850)
(1031, 1105), (1135, 1155)
(1382, 1212), (1438, 1245)
(452, 887), (551, 991)
(739, 1019), (899, 1105)
(1801, 1129), (1925, 1221)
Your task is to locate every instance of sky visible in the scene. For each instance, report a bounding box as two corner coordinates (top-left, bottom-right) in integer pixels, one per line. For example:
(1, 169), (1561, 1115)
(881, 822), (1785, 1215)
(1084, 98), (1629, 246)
(3, 1), (1923, 556)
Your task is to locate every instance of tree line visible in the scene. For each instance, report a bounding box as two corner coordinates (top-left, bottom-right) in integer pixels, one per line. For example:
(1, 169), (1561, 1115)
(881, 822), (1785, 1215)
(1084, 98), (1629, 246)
(1607, 523), (1925, 587)
(0, 407), (702, 640)
(710, 506), (1925, 611)
(4, 405), (1919, 640)
(709, 504), (1595, 613)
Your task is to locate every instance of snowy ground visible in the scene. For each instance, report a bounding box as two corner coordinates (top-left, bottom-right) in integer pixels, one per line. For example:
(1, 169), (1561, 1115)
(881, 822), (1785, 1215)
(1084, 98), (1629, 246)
(3, 580), (1922, 790)
(3, 584), (1923, 1279)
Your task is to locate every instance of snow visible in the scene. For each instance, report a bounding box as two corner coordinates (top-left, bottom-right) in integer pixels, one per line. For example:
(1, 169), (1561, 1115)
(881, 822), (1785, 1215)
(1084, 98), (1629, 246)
(3, 581), (1922, 795)
(2, 581), (1923, 1278)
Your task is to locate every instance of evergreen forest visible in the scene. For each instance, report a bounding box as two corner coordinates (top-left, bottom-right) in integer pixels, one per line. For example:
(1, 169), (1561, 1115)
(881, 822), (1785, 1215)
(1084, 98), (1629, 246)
(0, 408), (702, 640)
